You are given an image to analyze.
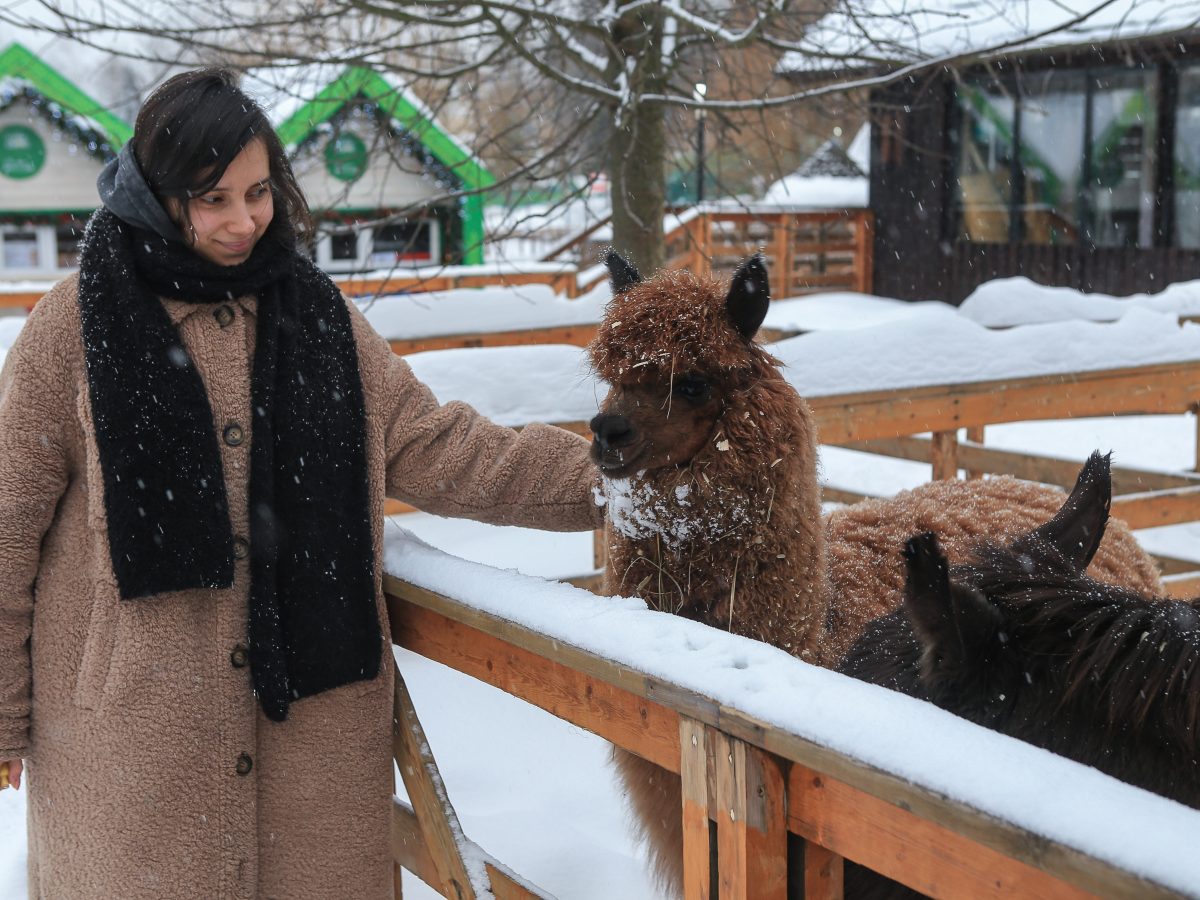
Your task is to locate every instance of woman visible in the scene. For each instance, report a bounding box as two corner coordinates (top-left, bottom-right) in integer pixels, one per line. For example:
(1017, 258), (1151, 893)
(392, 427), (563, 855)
(0, 68), (601, 898)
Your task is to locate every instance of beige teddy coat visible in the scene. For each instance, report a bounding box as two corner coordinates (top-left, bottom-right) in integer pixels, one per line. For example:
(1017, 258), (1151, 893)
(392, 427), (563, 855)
(0, 275), (601, 899)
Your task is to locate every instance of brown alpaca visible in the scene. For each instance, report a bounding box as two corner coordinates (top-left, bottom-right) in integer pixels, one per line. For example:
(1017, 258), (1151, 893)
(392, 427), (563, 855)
(587, 252), (1162, 896)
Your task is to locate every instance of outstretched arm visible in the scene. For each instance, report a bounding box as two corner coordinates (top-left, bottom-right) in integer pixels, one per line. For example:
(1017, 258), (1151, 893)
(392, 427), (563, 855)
(349, 301), (602, 531)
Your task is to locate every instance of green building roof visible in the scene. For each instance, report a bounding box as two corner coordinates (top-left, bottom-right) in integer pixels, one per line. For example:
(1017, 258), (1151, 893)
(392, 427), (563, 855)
(267, 65), (495, 264)
(0, 42), (132, 152)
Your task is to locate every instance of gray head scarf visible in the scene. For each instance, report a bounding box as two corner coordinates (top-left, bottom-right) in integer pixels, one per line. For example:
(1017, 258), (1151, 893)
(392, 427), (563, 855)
(96, 143), (186, 243)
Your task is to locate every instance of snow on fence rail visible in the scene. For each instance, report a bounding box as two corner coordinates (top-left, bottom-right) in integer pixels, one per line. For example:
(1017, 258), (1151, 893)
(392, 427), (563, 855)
(380, 535), (1200, 899)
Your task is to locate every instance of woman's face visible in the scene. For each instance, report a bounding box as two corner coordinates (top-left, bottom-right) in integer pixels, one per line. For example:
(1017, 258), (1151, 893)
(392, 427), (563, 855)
(184, 138), (274, 266)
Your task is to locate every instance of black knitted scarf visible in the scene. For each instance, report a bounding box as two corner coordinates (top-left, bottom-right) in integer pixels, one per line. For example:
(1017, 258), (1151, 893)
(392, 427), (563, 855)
(77, 208), (380, 721)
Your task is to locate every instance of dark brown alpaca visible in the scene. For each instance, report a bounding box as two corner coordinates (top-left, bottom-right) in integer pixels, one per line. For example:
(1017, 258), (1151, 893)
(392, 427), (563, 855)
(588, 254), (1164, 896)
(839, 453), (1199, 898)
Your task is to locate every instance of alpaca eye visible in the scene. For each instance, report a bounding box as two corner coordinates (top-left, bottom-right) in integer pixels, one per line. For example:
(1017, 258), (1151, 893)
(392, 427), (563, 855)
(673, 376), (710, 404)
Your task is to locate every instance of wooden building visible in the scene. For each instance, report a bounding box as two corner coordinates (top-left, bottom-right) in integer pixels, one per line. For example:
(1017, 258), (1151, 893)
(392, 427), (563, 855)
(251, 66), (495, 270)
(0, 50), (495, 284)
(777, 4), (1200, 307)
(0, 42), (131, 281)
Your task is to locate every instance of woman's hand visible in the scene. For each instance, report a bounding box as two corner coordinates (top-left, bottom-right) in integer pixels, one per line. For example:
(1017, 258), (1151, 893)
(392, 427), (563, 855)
(0, 759), (22, 790)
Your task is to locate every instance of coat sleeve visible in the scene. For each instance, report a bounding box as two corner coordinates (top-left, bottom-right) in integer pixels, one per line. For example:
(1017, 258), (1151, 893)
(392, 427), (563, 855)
(348, 302), (603, 532)
(0, 293), (73, 757)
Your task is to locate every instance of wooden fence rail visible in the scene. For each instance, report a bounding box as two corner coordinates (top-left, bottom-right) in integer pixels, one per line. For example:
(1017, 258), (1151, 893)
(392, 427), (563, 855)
(383, 575), (1187, 899)
(549, 359), (1200, 591)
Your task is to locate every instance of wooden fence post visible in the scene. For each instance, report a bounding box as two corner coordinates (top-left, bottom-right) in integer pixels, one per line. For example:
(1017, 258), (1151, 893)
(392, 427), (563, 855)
(931, 431), (959, 481)
(854, 212), (874, 294)
(772, 216), (791, 300)
(964, 425), (986, 479)
(681, 718), (712, 899)
(393, 667), (477, 900)
(711, 728), (787, 900)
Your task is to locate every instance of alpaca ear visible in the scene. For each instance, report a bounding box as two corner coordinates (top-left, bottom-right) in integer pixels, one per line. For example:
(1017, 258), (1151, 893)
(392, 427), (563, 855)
(604, 251), (642, 294)
(725, 254), (770, 339)
(1015, 451), (1111, 574)
(902, 533), (1002, 666)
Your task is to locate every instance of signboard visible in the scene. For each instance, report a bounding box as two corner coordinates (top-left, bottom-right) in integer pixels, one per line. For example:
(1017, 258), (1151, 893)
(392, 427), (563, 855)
(324, 132), (368, 182)
(0, 125), (46, 180)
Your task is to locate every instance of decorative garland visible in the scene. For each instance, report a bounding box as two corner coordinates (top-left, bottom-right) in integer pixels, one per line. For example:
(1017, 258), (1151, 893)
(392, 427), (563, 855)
(290, 95), (463, 193)
(0, 80), (119, 163)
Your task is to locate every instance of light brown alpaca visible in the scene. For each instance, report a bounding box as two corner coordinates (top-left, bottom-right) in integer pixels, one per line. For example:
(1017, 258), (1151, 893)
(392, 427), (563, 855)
(587, 252), (1162, 896)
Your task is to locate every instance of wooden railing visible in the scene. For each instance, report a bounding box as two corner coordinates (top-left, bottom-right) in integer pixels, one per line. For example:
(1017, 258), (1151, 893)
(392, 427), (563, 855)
(383, 575), (1189, 899)
(559, 206), (875, 298)
(554, 359), (1200, 592)
(384, 357), (1200, 897)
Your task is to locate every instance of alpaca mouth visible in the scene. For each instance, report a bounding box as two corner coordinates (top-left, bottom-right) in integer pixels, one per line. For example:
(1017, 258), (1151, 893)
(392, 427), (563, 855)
(591, 442), (648, 477)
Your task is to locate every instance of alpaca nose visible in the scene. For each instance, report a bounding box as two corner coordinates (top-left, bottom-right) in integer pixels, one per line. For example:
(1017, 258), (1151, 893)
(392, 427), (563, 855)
(589, 413), (635, 451)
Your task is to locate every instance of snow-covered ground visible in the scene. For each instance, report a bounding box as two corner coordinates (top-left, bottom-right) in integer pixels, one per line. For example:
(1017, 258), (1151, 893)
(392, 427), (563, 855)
(3, 280), (1200, 897)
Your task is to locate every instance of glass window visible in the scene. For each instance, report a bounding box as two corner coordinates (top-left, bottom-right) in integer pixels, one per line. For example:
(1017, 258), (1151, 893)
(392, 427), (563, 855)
(370, 221), (433, 267)
(954, 81), (1016, 242)
(1, 231), (39, 269)
(330, 231), (359, 261)
(1015, 69), (1086, 245)
(1175, 66), (1200, 248)
(56, 220), (84, 268)
(1087, 69), (1158, 248)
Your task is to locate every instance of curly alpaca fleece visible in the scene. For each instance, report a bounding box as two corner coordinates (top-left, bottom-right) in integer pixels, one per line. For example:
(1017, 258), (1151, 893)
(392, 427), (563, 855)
(590, 266), (1164, 898)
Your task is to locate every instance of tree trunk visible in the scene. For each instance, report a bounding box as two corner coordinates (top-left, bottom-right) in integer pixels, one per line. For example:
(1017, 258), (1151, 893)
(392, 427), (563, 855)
(606, 3), (667, 276)
(608, 97), (666, 275)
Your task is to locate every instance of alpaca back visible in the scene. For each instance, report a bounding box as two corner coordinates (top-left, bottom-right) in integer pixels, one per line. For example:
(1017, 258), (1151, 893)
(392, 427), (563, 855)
(821, 475), (1162, 665)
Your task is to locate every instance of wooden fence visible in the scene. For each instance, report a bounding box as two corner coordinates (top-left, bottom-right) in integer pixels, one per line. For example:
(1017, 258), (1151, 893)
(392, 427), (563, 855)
(556, 207), (874, 299)
(384, 357), (1200, 898)
(383, 575), (1186, 900)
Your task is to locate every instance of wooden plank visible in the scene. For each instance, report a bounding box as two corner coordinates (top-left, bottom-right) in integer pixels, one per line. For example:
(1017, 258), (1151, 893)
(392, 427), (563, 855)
(854, 212), (874, 295)
(711, 730), (787, 900)
(392, 669), (476, 899)
(1153, 553), (1200, 576)
(387, 579), (1182, 899)
(839, 437), (1200, 495)
(713, 729), (749, 900)
(0, 291), (40, 309)
(787, 765), (1103, 900)
(392, 798), (440, 890)
(1111, 485), (1200, 529)
(803, 842), (844, 900)
(930, 430), (958, 480)
(680, 718), (712, 900)
(819, 485), (875, 506)
(386, 581), (684, 772)
(806, 361), (1200, 444)
(338, 271), (572, 299)
(388, 324), (597, 355)
(744, 745), (788, 900)
(1162, 571), (1200, 599)
(392, 799), (551, 899)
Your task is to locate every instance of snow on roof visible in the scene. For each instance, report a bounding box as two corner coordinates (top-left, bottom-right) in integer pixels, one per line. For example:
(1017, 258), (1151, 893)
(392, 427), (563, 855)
(383, 528), (1200, 895)
(760, 173), (868, 208)
(780, 0), (1200, 76)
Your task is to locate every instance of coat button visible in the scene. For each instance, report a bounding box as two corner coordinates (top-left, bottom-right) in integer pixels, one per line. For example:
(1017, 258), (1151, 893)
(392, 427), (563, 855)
(235, 753), (253, 776)
(214, 305), (235, 327)
(230, 645), (250, 668)
(233, 536), (249, 560)
(223, 423), (245, 447)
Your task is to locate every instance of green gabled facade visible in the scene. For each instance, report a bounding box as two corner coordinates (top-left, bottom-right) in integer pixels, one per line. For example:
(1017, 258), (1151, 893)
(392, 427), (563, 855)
(0, 41), (131, 154)
(273, 66), (494, 265)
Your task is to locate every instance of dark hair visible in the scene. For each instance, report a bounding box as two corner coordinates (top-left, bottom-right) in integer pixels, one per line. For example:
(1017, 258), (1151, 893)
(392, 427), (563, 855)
(132, 67), (312, 245)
